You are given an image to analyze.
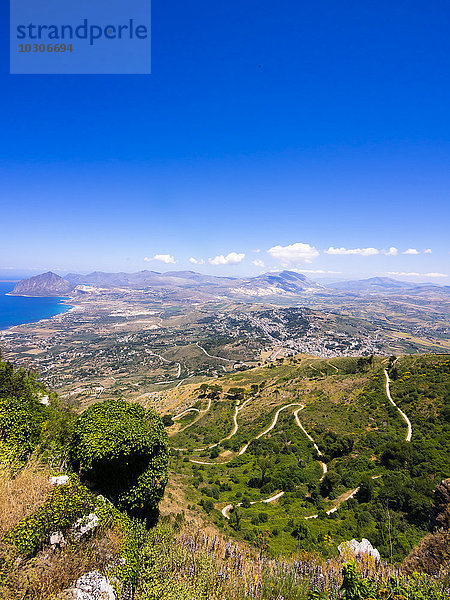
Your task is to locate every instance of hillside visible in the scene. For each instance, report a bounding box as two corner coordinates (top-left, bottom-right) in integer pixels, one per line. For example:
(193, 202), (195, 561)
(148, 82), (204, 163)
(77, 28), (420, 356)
(10, 272), (73, 297)
(16, 269), (445, 301)
(163, 353), (450, 560)
(0, 356), (448, 599)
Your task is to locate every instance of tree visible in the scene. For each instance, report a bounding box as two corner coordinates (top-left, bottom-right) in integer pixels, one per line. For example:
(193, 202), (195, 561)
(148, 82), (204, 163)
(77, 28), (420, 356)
(70, 398), (168, 517)
(200, 498), (214, 513)
(291, 521), (310, 540)
(381, 441), (411, 470)
(320, 472), (342, 499)
(162, 414), (174, 427)
(257, 456), (273, 487)
(357, 476), (374, 503)
(229, 506), (242, 530)
(390, 367), (399, 381)
(0, 360), (75, 465)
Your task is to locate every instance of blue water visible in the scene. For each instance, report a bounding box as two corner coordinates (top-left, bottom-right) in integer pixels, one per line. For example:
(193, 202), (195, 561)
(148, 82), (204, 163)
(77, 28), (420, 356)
(0, 281), (72, 330)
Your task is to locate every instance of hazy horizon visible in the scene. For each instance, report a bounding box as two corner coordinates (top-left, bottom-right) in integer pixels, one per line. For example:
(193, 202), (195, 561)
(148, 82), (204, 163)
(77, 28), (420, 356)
(1, 266), (448, 287)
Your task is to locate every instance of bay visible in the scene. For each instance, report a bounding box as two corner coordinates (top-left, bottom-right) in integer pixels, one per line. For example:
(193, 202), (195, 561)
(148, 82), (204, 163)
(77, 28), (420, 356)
(0, 281), (72, 330)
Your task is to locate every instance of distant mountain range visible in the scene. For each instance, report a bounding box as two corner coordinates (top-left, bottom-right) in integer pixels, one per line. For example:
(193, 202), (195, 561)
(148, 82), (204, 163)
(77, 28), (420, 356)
(64, 270), (238, 289)
(327, 276), (442, 292)
(9, 270), (448, 299)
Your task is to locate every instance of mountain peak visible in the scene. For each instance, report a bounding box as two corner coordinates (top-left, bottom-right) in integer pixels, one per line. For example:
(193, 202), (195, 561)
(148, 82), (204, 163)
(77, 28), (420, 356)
(10, 272), (73, 297)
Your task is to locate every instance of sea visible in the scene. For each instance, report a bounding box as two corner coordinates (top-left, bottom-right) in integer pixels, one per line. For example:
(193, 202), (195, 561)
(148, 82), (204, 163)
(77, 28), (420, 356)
(0, 281), (72, 331)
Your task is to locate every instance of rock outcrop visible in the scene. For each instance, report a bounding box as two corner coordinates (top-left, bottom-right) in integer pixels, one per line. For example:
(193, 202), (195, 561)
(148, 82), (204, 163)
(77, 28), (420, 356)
(70, 570), (117, 600)
(431, 478), (450, 531)
(338, 538), (381, 561)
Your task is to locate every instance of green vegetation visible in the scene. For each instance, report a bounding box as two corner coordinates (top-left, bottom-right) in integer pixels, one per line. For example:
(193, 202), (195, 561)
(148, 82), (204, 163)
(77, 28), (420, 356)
(168, 355), (450, 561)
(0, 359), (168, 598)
(0, 354), (449, 598)
(71, 398), (169, 516)
(0, 360), (75, 466)
(338, 559), (447, 600)
(131, 515), (449, 600)
(3, 477), (96, 557)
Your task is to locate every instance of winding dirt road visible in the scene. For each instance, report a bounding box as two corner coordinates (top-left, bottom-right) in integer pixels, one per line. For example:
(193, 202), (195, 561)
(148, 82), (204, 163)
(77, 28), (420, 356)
(384, 369), (412, 442)
(222, 491), (285, 519)
(145, 349), (185, 387)
(219, 403), (330, 519)
(190, 400), (304, 464)
(173, 407), (200, 420)
(294, 407), (327, 480)
(195, 342), (233, 362)
(174, 367), (400, 521)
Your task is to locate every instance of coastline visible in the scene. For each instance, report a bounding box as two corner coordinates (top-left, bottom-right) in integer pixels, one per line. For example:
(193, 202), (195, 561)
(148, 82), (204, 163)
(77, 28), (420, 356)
(0, 291), (75, 334)
(6, 292), (72, 298)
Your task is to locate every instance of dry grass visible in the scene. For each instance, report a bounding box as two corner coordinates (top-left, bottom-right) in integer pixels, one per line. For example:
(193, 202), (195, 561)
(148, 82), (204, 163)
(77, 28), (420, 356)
(0, 463), (124, 600)
(0, 462), (52, 537)
(1, 529), (121, 600)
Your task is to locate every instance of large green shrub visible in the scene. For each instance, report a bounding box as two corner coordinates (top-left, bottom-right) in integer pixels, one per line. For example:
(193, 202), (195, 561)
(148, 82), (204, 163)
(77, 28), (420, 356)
(0, 360), (74, 466)
(0, 395), (44, 463)
(70, 399), (168, 515)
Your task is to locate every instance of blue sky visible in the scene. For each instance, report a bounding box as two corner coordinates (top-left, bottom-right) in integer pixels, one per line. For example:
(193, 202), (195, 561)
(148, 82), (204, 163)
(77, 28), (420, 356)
(1, 0), (449, 281)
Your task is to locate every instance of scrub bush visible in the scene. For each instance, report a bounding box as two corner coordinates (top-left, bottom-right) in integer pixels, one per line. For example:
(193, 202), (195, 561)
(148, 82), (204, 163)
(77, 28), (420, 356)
(71, 398), (168, 516)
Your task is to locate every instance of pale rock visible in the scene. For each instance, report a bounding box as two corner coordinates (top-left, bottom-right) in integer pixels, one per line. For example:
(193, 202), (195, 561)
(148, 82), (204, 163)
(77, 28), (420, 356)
(338, 538), (381, 561)
(72, 570), (117, 600)
(73, 513), (99, 540)
(39, 395), (50, 405)
(50, 475), (70, 485)
(50, 531), (66, 547)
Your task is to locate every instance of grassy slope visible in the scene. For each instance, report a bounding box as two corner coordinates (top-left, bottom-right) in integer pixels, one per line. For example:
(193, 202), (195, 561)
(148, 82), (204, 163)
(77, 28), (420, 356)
(165, 354), (450, 560)
(0, 356), (448, 599)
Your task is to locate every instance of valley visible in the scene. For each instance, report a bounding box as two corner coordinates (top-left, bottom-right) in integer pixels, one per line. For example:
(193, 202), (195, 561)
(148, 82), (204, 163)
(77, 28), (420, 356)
(0, 273), (449, 597)
(163, 353), (450, 560)
(1, 271), (449, 562)
(1, 270), (448, 412)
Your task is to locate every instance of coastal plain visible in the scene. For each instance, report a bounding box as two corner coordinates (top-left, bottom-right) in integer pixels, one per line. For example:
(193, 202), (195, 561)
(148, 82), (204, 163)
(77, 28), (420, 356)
(1, 271), (448, 413)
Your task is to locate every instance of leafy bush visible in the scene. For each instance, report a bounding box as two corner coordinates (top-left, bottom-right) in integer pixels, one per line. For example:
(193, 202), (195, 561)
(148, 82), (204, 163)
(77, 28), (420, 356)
(3, 477), (96, 557)
(199, 498), (214, 513)
(0, 361), (75, 466)
(336, 560), (448, 600)
(162, 415), (174, 427)
(0, 395), (45, 463)
(70, 399), (168, 516)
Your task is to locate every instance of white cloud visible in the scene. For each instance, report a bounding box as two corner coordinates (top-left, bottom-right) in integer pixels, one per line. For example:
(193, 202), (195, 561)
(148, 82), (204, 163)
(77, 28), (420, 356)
(325, 246), (379, 256)
(387, 271), (448, 278)
(402, 248), (419, 255)
(424, 248), (433, 254)
(267, 242), (319, 265)
(252, 259), (265, 268)
(383, 247), (398, 256)
(253, 249), (261, 253)
(144, 254), (176, 264)
(208, 252), (245, 266)
(189, 257), (205, 265)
